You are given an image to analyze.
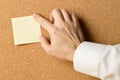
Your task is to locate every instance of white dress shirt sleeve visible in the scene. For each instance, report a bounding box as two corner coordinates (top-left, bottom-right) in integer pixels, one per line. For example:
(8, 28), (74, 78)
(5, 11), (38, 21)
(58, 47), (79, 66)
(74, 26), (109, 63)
(73, 42), (120, 80)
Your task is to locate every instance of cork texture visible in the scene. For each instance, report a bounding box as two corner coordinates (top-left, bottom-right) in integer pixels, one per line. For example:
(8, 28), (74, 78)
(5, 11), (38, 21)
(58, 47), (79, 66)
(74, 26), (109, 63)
(0, 0), (120, 80)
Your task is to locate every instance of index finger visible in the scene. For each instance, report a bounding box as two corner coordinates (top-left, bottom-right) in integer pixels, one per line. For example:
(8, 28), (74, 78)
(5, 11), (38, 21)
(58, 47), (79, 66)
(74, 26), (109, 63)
(33, 13), (53, 33)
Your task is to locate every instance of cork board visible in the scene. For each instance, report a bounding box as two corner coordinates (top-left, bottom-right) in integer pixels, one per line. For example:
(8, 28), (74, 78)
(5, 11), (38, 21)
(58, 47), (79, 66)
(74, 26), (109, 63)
(0, 0), (120, 80)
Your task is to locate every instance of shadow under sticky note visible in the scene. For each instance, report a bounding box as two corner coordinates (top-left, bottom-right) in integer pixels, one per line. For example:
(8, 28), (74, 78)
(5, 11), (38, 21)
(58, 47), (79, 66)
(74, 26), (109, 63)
(11, 16), (41, 45)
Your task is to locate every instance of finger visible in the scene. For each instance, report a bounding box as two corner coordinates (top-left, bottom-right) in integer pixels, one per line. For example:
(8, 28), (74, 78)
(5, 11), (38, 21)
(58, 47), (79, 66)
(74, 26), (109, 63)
(50, 8), (64, 22)
(40, 36), (51, 52)
(61, 9), (72, 23)
(33, 13), (53, 33)
(71, 13), (79, 23)
(71, 13), (85, 41)
(78, 28), (85, 41)
(76, 24), (85, 41)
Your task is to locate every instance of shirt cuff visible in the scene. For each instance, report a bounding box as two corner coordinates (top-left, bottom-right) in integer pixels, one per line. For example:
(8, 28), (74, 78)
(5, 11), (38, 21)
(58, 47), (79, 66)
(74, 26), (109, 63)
(73, 42), (107, 78)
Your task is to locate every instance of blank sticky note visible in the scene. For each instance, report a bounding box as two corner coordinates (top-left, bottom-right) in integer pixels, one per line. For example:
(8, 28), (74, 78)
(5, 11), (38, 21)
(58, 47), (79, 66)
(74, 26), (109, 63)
(11, 16), (41, 45)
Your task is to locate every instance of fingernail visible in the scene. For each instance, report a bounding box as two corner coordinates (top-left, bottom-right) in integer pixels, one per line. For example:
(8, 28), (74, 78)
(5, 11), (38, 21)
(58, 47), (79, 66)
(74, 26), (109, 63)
(33, 13), (37, 17)
(33, 13), (39, 17)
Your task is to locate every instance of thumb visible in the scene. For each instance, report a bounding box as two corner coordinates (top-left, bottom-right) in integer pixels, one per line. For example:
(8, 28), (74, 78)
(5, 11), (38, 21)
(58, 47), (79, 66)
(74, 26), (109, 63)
(40, 36), (51, 52)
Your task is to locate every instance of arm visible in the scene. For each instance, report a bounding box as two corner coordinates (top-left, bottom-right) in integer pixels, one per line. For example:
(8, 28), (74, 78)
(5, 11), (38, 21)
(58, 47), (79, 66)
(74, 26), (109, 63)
(74, 42), (120, 80)
(33, 8), (120, 80)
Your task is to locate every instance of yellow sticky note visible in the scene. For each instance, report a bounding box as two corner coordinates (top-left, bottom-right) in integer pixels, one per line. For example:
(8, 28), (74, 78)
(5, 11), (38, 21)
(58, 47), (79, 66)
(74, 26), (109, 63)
(11, 16), (41, 45)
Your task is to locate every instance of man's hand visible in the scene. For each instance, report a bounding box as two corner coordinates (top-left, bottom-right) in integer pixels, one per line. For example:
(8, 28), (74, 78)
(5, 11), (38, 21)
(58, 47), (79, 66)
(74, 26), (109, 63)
(33, 9), (84, 62)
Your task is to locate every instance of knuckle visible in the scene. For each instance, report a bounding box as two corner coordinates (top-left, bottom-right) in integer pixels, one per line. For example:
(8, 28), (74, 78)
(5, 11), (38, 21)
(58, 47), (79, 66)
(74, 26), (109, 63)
(52, 8), (59, 14)
(61, 9), (65, 11)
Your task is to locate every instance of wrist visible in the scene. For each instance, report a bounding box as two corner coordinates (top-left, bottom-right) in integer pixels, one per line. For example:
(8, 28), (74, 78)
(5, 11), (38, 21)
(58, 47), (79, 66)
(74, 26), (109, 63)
(66, 48), (75, 62)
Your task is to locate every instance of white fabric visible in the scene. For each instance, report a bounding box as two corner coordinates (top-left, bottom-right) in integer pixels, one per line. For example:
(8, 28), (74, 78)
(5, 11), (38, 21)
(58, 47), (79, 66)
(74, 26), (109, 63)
(73, 42), (120, 80)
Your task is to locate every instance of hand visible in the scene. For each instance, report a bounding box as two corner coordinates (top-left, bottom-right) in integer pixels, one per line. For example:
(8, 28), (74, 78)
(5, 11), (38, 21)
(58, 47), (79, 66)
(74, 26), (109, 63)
(33, 9), (84, 62)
